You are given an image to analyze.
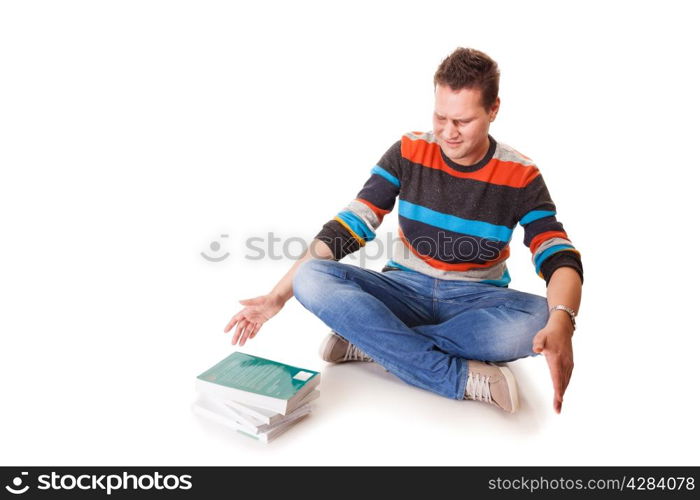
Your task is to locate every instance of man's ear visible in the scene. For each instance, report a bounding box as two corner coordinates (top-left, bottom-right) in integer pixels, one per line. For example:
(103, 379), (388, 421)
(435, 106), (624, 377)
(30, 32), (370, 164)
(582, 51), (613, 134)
(490, 97), (501, 122)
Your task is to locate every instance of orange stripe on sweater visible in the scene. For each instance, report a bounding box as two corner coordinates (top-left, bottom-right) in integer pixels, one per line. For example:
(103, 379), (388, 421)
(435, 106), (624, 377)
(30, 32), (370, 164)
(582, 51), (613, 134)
(398, 227), (510, 271)
(401, 136), (539, 188)
(530, 231), (569, 254)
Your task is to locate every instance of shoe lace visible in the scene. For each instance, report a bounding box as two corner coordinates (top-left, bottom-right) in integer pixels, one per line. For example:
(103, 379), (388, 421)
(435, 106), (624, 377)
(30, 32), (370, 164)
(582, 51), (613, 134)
(465, 372), (492, 403)
(343, 343), (372, 362)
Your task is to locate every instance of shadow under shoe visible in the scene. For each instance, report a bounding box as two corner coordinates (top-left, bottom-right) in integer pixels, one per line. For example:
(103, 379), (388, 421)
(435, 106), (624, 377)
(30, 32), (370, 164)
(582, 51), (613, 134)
(464, 360), (519, 413)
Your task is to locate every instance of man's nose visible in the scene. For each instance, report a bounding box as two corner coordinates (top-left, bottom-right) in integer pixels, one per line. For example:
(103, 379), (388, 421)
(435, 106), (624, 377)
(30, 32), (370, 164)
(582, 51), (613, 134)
(444, 120), (458, 138)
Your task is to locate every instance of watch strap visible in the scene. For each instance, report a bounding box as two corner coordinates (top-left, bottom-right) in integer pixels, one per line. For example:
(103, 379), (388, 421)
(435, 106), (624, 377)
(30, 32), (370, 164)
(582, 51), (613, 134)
(549, 304), (577, 331)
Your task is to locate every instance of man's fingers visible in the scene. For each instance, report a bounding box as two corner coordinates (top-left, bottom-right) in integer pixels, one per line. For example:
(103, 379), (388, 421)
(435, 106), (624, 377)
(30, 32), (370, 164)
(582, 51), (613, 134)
(545, 353), (565, 403)
(548, 354), (574, 414)
(242, 322), (260, 344)
(224, 310), (246, 332)
(239, 320), (252, 344)
(563, 364), (573, 393)
(224, 317), (236, 333)
(536, 334), (574, 415)
(225, 313), (263, 342)
(554, 395), (562, 414)
(232, 319), (248, 345)
(239, 324), (251, 346)
(225, 313), (263, 345)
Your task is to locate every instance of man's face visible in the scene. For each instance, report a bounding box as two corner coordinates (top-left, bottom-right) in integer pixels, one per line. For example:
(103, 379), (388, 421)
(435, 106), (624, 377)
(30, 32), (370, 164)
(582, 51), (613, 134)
(432, 84), (499, 166)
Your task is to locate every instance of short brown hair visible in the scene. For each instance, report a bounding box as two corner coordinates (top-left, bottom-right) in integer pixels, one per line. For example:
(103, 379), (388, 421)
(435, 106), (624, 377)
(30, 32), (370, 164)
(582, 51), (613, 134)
(433, 48), (500, 110)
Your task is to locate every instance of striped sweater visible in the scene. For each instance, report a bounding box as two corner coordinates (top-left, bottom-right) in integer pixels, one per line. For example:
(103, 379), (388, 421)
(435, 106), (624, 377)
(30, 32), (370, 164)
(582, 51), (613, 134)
(314, 131), (583, 287)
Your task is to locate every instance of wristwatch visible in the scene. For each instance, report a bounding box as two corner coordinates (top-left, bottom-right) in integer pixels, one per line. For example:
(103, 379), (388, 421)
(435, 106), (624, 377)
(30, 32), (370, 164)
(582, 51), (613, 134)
(549, 304), (577, 332)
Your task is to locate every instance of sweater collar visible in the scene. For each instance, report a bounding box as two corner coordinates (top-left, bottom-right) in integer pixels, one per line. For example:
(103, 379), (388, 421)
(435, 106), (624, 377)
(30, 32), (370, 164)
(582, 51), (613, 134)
(439, 134), (496, 173)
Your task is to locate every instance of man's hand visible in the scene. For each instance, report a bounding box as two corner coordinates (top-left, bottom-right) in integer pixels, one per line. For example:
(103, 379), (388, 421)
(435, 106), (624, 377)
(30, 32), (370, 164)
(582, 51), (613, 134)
(532, 315), (574, 414)
(223, 294), (284, 346)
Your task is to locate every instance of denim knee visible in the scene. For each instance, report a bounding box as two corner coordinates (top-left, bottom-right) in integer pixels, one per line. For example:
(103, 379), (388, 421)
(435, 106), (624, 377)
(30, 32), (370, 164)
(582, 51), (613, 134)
(292, 259), (342, 306)
(292, 259), (315, 304)
(531, 295), (550, 328)
(517, 295), (549, 338)
(505, 293), (549, 326)
(498, 294), (550, 360)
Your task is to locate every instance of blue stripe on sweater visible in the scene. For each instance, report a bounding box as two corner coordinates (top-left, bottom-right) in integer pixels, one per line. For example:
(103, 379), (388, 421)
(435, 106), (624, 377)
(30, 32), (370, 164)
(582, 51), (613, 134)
(520, 210), (556, 226)
(336, 210), (375, 242)
(399, 200), (513, 242)
(371, 165), (400, 187)
(384, 259), (421, 273)
(480, 267), (511, 287)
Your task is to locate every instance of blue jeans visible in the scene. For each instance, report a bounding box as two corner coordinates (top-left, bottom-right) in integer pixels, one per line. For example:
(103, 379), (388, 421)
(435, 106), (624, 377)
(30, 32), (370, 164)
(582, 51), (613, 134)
(292, 259), (549, 400)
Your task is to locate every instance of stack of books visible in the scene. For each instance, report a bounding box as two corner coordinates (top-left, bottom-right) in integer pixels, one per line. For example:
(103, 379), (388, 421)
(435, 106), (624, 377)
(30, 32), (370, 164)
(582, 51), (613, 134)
(192, 351), (320, 443)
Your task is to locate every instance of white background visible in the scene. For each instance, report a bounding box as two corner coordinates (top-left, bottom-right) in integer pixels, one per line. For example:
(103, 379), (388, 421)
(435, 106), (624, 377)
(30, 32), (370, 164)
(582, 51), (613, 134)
(1, 0), (698, 466)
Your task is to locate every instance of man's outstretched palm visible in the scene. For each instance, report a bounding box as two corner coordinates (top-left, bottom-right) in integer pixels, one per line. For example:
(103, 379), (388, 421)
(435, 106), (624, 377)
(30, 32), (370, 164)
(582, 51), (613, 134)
(223, 295), (283, 346)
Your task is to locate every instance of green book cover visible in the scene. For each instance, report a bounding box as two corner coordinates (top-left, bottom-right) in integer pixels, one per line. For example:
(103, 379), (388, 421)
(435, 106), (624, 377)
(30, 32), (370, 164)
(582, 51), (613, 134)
(196, 352), (319, 400)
